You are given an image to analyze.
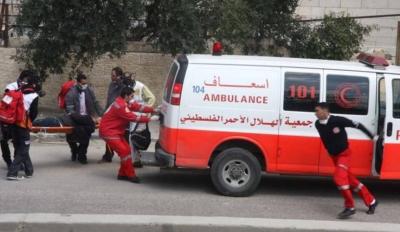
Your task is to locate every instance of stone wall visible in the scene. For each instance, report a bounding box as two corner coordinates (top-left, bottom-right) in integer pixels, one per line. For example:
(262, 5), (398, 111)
(297, 0), (400, 58)
(0, 48), (173, 115)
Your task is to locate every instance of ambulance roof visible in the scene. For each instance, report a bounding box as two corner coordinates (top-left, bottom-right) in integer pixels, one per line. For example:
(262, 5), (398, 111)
(186, 54), (400, 75)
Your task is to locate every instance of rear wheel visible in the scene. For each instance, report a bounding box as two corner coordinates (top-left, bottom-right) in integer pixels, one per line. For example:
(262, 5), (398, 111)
(211, 148), (262, 197)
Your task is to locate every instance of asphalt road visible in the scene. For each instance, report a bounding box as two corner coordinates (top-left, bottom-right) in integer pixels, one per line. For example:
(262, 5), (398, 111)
(0, 138), (399, 224)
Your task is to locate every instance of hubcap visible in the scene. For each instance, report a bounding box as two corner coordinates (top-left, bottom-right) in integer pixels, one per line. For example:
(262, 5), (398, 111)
(222, 160), (251, 188)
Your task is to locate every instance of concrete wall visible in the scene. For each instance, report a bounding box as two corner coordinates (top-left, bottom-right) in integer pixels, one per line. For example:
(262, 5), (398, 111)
(0, 48), (173, 115)
(297, 0), (400, 58)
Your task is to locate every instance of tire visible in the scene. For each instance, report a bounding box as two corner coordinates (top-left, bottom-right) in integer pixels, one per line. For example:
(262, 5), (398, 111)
(211, 148), (262, 197)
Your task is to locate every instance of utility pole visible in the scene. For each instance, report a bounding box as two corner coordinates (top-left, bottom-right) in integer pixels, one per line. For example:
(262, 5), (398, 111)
(396, 21), (400, 65)
(3, 2), (8, 47)
(0, 0), (6, 47)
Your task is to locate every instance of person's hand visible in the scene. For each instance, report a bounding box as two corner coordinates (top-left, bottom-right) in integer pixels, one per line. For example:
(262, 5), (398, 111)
(150, 115), (160, 121)
(153, 105), (162, 114)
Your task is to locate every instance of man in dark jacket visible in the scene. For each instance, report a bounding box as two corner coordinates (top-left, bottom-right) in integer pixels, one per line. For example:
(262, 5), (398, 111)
(100, 67), (127, 162)
(65, 73), (103, 164)
(315, 102), (378, 219)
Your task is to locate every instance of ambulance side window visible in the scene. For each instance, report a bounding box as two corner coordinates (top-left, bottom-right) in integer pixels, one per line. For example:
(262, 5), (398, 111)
(326, 75), (369, 115)
(393, 79), (400, 118)
(283, 72), (320, 112)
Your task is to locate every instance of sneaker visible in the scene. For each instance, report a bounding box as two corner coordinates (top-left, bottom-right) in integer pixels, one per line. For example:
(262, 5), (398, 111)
(337, 208), (356, 219)
(25, 173), (33, 178)
(6, 175), (25, 181)
(133, 161), (143, 168)
(117, 175), (141, 184)
(367, 200), (378, 215)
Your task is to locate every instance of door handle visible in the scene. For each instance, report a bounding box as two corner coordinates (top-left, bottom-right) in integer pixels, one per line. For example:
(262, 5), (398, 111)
(387, 122), (393, 137)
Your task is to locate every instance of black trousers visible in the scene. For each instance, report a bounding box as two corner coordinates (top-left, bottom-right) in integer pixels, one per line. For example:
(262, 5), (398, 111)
(0, 123), (13, 167)
(7, 126), (33, 177)
(66, 133), (90, 161)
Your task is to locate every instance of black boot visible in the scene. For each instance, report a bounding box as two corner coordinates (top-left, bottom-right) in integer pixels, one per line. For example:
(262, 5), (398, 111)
(367, 200), (378, 214)
(337, 208), (356, 219)
(77, 154), (88, 165)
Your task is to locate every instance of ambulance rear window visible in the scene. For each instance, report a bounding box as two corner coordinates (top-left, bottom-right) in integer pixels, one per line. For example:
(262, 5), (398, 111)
(163, 62), (179, 102)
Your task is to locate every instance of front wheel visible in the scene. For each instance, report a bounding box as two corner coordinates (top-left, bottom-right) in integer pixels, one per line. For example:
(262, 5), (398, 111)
(211, 148), (261, 197)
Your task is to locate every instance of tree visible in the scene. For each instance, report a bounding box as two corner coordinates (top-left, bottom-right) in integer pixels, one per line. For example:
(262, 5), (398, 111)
(139, 0), (300, 55)
(15, 0), (372, 78)
(15, 0), (143, 78)
(288, 13), (372, 60)
(137, 0), (206, 55)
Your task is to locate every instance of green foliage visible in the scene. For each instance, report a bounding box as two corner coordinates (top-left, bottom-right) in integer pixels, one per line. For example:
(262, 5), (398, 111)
(15, 1), (372, 79)
(15, 0), (142, 78)
(289, 13), (372, 60)
(138, 0), (206, 55)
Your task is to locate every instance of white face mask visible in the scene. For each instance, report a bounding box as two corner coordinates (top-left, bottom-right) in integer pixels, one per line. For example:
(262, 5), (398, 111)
(81, 84), (88, 90)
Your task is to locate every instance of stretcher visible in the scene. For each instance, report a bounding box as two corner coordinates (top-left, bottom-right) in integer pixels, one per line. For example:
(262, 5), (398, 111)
(31, 126), (75, 134)
(31, 124), (99, 134)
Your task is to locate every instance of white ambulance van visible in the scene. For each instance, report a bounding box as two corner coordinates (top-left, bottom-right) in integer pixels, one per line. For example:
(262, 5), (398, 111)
(155, 52), (400, 197)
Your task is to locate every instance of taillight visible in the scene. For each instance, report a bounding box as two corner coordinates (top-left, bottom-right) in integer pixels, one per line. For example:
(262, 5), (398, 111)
(171, 83), (183, 105)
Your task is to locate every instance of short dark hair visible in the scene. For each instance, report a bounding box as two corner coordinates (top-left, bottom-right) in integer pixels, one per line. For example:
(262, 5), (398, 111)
(76, 73), (87, 83)
(315, 102), (330, 111)
(112, 67), (123, 77)
(120, 86), (134, 98)
(18, 70), (37, 81)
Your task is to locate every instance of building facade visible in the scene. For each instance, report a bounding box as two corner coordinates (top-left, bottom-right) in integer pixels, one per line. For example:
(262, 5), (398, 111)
(297, 0), (400, 59)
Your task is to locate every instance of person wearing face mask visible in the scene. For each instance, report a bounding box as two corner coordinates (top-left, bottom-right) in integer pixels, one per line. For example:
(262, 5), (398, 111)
(1, 70), (42, 169)
(314, 102), (378, 219)
(6, 71), (40, 180)
(65, 73), (103, 164)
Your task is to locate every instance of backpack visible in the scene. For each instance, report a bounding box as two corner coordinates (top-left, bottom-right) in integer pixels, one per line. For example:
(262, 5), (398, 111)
(58, 80), (75, 109)
(0, 90), (25, 124)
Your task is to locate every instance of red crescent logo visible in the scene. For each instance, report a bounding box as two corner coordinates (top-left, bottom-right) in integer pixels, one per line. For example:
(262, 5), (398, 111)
(334, 83), (361, 109)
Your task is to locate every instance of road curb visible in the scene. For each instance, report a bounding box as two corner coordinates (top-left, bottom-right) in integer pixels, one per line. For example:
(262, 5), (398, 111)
(1, 214), (399, 232)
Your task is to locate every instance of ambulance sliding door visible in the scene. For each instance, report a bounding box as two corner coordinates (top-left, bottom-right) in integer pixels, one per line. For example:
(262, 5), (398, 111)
(380, 74), (400, 179)
(277, 68), (322, 174)
(318, 70), (376, 176)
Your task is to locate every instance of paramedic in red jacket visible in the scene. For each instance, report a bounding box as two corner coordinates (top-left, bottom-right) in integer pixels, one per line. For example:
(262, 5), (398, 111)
(99, 87), (153, 183)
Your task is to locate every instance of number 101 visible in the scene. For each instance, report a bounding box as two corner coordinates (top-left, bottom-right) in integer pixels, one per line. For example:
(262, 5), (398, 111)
(289, 85), (317, 99)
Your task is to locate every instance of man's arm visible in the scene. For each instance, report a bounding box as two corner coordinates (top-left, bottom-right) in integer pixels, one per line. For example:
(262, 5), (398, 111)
(117, 104), (150, 123)
(88, 88), (104, 117)
(142, 85), (156, 107)
(128, 101), (154, 113)
(337, 116), (373, 139)
(64, 89), (76, 114)
(29, 97), (39, 121)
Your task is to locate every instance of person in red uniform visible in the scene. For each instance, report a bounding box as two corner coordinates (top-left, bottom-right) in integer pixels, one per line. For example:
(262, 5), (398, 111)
(314, 102), (378, 219)
(99, 87), (153, 183)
